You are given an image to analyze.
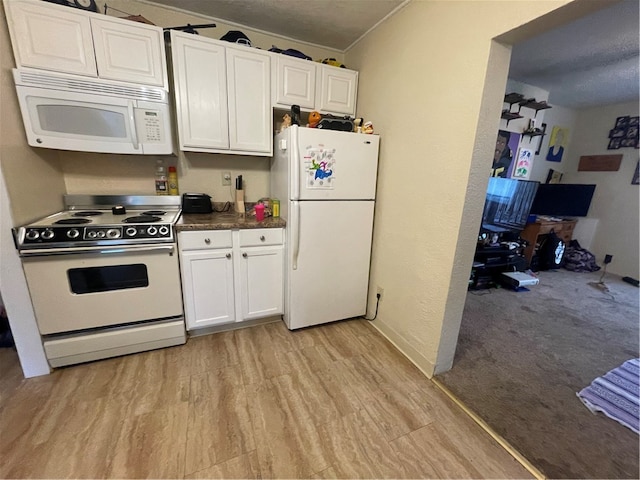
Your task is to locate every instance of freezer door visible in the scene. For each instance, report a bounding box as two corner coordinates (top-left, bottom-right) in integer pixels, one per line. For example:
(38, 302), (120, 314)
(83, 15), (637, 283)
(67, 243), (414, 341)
(296, 127), (379, 200)
(287, 200), (374, 330)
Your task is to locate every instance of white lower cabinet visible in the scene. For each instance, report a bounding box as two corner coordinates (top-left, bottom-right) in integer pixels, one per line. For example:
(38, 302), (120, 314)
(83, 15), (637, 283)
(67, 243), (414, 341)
(178, 228), (284, 330)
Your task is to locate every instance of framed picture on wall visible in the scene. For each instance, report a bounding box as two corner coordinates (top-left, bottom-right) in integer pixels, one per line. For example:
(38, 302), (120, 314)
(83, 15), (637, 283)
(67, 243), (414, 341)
(608, 116), (639, 149)
(513, 147), (534, 179)
(491, 130), (520, 178)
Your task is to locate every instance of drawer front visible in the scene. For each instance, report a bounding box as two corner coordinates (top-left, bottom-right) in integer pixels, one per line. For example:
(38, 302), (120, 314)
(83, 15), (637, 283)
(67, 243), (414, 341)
(179, 230), (232, 250)
(239, 228), (283, 247)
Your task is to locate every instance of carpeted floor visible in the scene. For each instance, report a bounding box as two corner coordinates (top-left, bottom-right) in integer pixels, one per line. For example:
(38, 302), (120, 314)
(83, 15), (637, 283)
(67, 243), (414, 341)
(437, 269), (639, 479)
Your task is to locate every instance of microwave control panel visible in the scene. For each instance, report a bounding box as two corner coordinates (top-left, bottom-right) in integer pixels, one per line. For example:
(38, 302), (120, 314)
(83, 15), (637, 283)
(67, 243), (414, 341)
(135, 109), (164, 143)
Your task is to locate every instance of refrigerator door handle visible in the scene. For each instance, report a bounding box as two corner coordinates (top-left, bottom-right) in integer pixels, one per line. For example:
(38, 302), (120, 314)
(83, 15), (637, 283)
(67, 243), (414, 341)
(292, 200), (300, 270)
(291, 126), (300, 200)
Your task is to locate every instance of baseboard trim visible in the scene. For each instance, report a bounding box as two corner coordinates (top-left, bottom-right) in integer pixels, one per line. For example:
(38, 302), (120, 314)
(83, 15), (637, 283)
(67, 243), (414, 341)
(431, 378), (546, 480)
(366, 318), (436, 378)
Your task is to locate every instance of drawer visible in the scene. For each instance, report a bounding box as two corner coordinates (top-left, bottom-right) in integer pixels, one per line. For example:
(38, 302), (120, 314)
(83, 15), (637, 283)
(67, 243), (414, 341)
(239, 228), (283, 247)
(179, 230), (232, 251)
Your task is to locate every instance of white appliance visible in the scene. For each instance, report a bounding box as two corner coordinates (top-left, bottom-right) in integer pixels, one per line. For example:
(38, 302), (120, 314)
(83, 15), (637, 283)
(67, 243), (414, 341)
(12, 68), (173, 155)
(14, 195), (185, 367)
(270, 125), (379, 330)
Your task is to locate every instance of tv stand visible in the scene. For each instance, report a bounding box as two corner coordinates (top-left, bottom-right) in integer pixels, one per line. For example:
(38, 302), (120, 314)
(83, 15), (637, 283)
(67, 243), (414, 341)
(520, 218), (577, 265)
(470, 243), (527, 289)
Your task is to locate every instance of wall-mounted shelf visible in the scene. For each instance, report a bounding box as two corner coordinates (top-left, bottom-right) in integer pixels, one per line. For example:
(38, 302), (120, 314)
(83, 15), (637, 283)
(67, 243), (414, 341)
(518, 99), (552, 117)
(522, 130), (544, 138)
(504, 92), (524, 107)
(501, 110), (523, 126)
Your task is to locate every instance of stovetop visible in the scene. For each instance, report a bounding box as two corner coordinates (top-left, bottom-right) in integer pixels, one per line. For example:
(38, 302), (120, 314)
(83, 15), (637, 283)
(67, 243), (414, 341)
(15, 195), (182, 250)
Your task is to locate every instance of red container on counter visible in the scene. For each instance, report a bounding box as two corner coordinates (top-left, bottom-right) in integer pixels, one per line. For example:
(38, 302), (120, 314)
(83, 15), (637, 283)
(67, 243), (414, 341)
(255, 203), (265, 221)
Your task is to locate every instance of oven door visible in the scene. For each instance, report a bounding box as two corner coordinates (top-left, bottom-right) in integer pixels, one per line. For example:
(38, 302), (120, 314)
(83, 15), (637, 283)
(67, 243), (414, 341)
(22, 245), (183, 335)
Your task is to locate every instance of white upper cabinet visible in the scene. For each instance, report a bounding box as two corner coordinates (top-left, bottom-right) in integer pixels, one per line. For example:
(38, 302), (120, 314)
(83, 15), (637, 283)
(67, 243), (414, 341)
(270, 53), (358, 116)
(272, 56), (317, 110)
(171, 32), (229, 150)
(226, 45), (272, 153)
(4, 0), (168, 88)
(170, 31), (272, 156)
(90, 17), (166, 87)
(316, 65), (358, 116)
(5, 0), (96, 76)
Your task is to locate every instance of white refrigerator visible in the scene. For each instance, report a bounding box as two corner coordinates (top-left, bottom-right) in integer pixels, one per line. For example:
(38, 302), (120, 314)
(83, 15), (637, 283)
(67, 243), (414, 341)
(270, 125), (380, 330)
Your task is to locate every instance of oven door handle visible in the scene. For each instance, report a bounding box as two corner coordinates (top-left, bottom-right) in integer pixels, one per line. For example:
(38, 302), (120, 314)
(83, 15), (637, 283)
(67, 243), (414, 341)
(20, 245), (175, 257)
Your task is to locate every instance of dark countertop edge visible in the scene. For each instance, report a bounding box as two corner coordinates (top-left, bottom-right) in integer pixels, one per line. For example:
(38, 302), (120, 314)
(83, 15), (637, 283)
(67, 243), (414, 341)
(175, 213), (286, 231)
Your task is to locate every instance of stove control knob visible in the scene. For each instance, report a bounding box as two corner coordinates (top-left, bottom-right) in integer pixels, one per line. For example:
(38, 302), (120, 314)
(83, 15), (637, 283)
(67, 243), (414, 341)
(147, 226), (158, 236)
(41, 229), (55, 240)
(106, 229), (120, 239)
(25, 229), (40, 240)
(125, 227), (137, 237)
(67, 229), (80, 239)
(96, 231), (106, 238)
(87, 231), (97, 239)
(159, 226), (169, 236)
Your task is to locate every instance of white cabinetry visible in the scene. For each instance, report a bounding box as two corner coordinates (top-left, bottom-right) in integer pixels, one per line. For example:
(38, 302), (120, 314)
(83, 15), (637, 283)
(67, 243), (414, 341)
(272, 56), (317, 110)
(170, 31), (272, 156)
(178, 231), (235, 329)
(4, 0), (167, 88)
(271, 53), (358, 116)
(316, 65), (358, 116)
(178, 229), (284, 330)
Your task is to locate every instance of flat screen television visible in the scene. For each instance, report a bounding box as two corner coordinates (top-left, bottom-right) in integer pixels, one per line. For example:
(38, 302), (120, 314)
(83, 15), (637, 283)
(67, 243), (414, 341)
(529, 184), (596, 217)
(481, 178), (539, 233)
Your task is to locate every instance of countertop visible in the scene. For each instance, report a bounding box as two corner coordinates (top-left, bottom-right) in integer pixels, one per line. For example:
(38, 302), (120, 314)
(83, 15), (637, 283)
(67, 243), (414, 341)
(176, 211), (286, 231)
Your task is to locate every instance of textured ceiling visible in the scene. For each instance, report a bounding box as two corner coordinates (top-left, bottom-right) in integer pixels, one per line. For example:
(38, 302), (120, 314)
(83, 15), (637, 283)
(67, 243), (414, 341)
(144, 0), (405, 51)
(509, 0), (639, 109)
(146, 0), (638, 109)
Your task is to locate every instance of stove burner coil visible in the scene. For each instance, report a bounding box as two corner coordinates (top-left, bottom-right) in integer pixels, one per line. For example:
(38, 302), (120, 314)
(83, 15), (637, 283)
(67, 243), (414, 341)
(54, 218), (92, 225)
(142, 210), (166, 216)
(73, 211), (103, 217)
(122, 215), (162, 223)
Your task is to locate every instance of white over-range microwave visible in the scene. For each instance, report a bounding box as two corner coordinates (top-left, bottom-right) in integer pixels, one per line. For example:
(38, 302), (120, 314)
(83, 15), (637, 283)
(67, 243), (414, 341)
(13, 68), (173, 155)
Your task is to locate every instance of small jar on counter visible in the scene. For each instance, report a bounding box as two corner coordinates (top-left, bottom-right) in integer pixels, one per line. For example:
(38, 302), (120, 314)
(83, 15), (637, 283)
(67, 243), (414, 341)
(272, 199), (280, 218)
(254, 203), (265, 222)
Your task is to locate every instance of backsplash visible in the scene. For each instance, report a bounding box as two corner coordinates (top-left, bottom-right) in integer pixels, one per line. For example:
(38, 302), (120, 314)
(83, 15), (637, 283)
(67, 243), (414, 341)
(60, 150), (271, 202)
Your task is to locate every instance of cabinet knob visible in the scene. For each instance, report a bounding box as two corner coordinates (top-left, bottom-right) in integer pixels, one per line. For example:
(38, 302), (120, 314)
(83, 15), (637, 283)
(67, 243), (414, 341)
(242, 252), (248, 258)
(204, 238), (211, 244)
(226, 253), (231, 259)
(260, 235), (266, 241)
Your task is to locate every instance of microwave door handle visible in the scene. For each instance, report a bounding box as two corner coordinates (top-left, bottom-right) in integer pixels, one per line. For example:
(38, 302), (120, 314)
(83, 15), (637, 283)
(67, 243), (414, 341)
(128, 101), (139, 150)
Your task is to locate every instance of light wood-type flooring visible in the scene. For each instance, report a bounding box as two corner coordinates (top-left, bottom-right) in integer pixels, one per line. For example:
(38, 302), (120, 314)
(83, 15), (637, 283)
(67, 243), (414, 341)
(0, 319), (531, 479)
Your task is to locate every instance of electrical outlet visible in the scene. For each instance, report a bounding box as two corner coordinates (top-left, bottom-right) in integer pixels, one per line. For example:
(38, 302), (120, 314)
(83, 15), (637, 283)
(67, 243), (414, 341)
(222, 171), (231, 186)
(376, 286), (384, 299)
(604, 254), (613, 264)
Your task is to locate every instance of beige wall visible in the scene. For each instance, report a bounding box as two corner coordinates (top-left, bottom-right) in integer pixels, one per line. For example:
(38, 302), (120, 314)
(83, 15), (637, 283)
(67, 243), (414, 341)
(0, 4), (66, 225)
(56, 0), (342, 203)
(345, 0), (588, 375)
(562, 101), (639, 279)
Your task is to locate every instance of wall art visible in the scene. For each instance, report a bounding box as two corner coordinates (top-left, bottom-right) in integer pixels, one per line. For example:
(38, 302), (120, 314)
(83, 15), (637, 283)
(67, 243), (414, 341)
(491, 129), (520, 178)
(546, 126), (569, 162)
(512, 147), (534, 179)
(608, 116), (639, 149)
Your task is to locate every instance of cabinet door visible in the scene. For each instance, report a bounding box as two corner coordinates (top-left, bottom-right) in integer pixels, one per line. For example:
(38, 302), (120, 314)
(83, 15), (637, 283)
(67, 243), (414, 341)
(180, 249), (235, 330)
(90, 17), (167, 87)
(5, 0), (97, 76)
(273, 56), (316, 109)
(238, 246), (284, 321)
(226, 46), (272, 154)
(171, 31), (229, 150)
(316, 65), (358, 116)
